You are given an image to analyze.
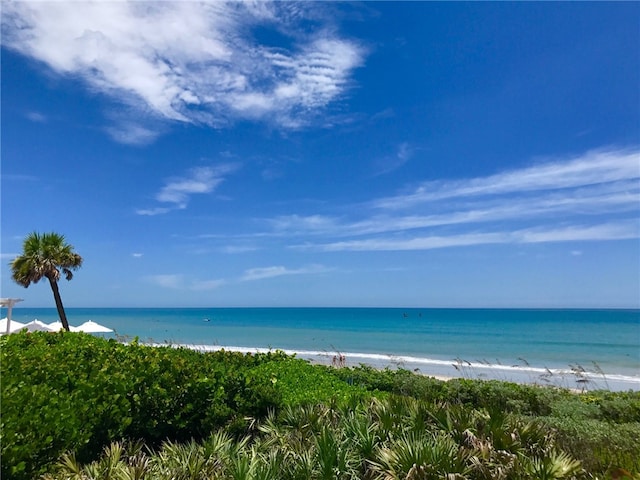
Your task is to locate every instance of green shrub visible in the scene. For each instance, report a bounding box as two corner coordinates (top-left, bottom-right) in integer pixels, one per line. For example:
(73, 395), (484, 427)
(331, 366), (571, 416)
(250, 358), (368, 406)
(578, 391), (640, 423)
(0, 332), (282, 480)
(550, 398), (601, 420)
(543, 417), (640, 474)
(331, 365), (448, 400)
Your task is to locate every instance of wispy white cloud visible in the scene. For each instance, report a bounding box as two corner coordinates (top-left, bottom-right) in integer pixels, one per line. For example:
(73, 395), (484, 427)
(372, 142), (415, 176)
(145, 265), (326, 289)
(267, 148), (640, 252)
(270, 182), (640, 238)
(219, 245), (261, 254)
(374, 148), (639, 209)
(2, 2), (365, 142)
(105, 122), (163, 146)
(131, 253), (144, 258)
(0, 253), (19, 260)
(136, 207), (173, 217)
(302, 233), (506, 252)
(25, 111), (47, 123)
(145, 274), (184, 289)
(145, 274), (225, 291)
(156, 166), (231, 204)
(296, 221), (639, 252)
(268, 214), (340, 234)
(136, 163), (240, 215)
(190, 279), (226, 291)
(240, 264), (330, 282)
(514, 221), (639, 244)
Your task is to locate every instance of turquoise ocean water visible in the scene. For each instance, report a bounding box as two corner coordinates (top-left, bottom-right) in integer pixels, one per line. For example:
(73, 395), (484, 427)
(4, 307), (639, 391)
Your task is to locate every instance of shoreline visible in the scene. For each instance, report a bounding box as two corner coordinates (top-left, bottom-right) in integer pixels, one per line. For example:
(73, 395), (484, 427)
(5, 307), (638, 391)
(149, 342), (640, 392)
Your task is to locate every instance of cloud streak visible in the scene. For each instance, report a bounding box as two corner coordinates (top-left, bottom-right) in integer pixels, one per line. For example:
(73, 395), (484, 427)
(2, 2), (364, 143)
(25, 111), (47, 123)
(297, 221), (639, 252)
(372, 142), (415, 176)
(145, 264), (329, 290)
(270, 182), (640, 238)
(374, 148), (639, 209)
(268, 147), (640, 251)
(136, 163), (239, 215)
(240, 264), (330, 282)
(145, 274), (225, 291)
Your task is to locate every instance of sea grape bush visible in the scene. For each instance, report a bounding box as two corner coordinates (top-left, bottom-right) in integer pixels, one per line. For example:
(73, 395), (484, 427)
(0, 332), (283, 480)
(249, 357), (370, 406)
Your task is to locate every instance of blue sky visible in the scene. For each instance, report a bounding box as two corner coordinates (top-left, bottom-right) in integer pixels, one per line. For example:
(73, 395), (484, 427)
(1, 2), (639, 308)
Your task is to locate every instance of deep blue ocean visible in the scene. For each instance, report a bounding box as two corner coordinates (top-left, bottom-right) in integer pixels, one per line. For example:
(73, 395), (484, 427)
(5, 307), (639, 391)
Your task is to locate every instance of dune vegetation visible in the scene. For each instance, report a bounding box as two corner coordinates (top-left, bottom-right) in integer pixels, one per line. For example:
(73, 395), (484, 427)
(1, 332), (639, 479)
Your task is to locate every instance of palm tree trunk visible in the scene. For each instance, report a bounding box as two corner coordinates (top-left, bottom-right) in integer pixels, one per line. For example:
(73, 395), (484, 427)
(48, 276), (70, 331)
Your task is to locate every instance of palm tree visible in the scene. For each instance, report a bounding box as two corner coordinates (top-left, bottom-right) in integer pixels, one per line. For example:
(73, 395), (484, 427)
(11, 232), (83, 331)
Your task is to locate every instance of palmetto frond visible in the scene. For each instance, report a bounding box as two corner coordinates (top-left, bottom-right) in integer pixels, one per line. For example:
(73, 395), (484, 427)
(370, 431), (470, 480)
(54, 452), (85, 479)
(524, 450), (582, 480)
(155, 439), (210, 479)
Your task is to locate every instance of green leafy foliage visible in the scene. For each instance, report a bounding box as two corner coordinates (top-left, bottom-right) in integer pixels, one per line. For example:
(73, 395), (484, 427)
(543, 416), (640, 475)
(330, 365), (640, 421)
(0, 332), (282, 480)
(249, 357), (368, 406)
(2, 332), (639, 479)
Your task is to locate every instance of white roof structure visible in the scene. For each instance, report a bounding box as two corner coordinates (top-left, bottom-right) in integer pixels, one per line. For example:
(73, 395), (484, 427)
(0, 298), (24, 308)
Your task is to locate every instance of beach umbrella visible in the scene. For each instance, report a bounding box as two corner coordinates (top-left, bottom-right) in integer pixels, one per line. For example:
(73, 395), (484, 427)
(0, 317), (27, 334)
(47, 321), (74, 332)
(22, 320), (56, 332)
(74, 320), (113, 333)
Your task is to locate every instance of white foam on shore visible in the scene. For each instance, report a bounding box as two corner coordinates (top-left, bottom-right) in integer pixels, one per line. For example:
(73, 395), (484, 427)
(148, 342), (640, 390)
